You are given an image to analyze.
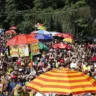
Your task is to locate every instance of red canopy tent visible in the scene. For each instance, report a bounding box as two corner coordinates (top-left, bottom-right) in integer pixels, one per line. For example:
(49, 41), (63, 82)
(63, 34), (73, 39)
(55, 33), (73, 39)
(6, 34), (38, 46)
(53, 43), (71, 49)
(29, 33), (37, 37)
(54, 33), (63, 38)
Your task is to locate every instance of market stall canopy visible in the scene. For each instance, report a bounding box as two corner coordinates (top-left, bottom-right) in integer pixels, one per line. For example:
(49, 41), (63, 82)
(37, 30), (50, 35)
(54, 33), (63, 38)
(10, 26), (17, 30)
(53, 43), (71, 49)
(32, 31), (57, 36)
(48, 32), (58, 36)
(35, 34), (54, 40)
(6, 34), (38, 46)
(54, 33), (73, 39)
(27, 68), (96, 95)
(5, 30), (16, 35)
(31, 31), (36, 34)
(63, 34), (73, 39)
(29, 33), (37, 37)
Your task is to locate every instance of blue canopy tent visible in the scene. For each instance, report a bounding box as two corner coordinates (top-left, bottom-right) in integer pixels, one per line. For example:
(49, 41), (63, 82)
(37, 30), (51, 35)
(35, 34), (54, 40)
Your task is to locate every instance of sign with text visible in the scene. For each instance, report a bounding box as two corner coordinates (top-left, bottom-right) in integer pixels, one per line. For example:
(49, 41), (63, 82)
(10, 46), (19, 57)
(18, 45), (29, 57)
(30, 43), (40, 55)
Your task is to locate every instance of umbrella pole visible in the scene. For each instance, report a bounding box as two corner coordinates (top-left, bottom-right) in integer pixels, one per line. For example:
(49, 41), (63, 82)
(29, 44), (33, 69)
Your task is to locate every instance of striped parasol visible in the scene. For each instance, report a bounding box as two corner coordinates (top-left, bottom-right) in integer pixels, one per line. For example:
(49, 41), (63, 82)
(27, 68), (96, 95)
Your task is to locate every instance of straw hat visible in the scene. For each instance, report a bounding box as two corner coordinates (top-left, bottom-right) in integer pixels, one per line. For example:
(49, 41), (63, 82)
(15, 84), (23, 93)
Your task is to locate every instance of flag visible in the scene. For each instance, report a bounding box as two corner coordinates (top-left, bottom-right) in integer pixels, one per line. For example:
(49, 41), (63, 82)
(35, 23), (46, 30)
(38, 26), (46, 30)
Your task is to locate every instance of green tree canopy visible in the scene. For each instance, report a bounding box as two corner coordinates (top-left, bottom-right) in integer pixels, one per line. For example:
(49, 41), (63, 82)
(0, 0), (95, 36)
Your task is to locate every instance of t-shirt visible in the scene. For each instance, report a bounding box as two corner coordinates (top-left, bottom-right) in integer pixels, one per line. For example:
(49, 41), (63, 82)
(8, 68), (13, 75)
(8, 82), (23, 93)
(8, 82), (15, 93)
(83, 65), (90, 71)
(70, 62), (77, 69)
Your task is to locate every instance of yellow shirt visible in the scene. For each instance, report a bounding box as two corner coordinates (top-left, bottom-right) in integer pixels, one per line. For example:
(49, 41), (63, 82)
(83, 65), (90, 71)
(7, 68), (13, 75)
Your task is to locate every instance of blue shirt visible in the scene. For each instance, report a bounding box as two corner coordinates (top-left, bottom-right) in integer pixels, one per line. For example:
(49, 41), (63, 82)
(8, 82), (23, 93)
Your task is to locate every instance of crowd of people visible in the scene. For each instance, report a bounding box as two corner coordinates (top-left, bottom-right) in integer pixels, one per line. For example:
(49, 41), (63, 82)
(0, 32), (96, 96)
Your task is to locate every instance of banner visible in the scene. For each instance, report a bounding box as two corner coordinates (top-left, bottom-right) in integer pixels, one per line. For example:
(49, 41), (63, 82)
(30, 43), (40, 55)
(18, 45), (29, 57)
(10, 46), (19, 57)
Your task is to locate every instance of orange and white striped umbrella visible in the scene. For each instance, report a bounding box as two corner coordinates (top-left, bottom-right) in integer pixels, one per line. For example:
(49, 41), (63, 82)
(27, 68), (96, 95)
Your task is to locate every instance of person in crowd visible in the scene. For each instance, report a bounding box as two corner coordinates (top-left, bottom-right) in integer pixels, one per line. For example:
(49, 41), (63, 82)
(0, 32), (96, 96)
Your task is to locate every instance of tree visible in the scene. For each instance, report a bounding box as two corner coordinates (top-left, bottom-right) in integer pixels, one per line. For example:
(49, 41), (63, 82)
(33, 0), (65, 10)
(0, 0), (94, 37)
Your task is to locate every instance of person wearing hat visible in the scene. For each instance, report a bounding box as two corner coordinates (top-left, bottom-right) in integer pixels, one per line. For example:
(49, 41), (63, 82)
(7, 75), (17, 95)
(12, 84), (25, 96)
(8, 75), (23, 95)
(23, 84), (36, 96)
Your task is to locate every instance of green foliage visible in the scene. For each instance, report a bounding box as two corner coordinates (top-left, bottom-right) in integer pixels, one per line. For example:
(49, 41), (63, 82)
(0, 0), (95, 36)
(72, 0), (86, 8)
(33, 0), (65, 10)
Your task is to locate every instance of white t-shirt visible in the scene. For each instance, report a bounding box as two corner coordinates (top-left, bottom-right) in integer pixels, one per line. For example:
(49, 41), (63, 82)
(70, 62), (77, 69)
(35, 92), (43, 96)
(45, 93), (56, 96)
